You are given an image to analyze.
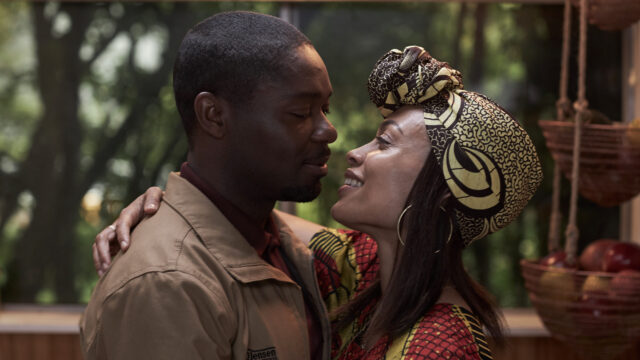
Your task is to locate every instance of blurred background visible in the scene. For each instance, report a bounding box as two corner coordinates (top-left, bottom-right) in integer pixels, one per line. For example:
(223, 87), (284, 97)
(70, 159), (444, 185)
(0, 1), (624, 306)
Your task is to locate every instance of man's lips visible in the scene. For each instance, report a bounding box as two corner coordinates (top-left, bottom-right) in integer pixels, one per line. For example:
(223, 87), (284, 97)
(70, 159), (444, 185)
(303, 154), (331, 167)
(302, 151), (331, 177)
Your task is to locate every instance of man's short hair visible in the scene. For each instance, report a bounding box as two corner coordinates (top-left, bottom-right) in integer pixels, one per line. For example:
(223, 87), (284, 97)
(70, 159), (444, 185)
(173, 11), (312, 140)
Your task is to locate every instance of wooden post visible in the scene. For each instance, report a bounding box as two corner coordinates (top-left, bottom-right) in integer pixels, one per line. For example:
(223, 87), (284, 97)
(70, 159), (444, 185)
(621, 22), (640, 245)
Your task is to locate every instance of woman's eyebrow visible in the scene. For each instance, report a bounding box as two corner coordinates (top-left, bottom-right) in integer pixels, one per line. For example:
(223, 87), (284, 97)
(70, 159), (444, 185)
(378, 119), (404, 135)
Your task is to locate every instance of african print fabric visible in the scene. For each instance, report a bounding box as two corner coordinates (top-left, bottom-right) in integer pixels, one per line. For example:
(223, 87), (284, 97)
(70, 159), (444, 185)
(310, 229), (493, 360)
(367, 46), (543, 245)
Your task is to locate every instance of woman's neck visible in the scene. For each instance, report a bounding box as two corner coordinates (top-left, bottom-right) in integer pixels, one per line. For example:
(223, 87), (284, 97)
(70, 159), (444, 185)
(371, 230), (466, 308)
(367, 229), (398, 295)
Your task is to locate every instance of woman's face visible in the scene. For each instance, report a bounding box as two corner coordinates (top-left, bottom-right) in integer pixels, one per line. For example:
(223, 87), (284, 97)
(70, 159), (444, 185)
(331, 106), (431, 234)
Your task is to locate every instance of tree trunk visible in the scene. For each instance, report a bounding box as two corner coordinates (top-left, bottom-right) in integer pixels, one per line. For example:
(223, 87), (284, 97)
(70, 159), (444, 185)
(3, 3), (92, 302)
(469, 4), (490, 287)
(469, 4), (487, 89)
(2, 3), (196, 302)
(451, 3), (467, 69)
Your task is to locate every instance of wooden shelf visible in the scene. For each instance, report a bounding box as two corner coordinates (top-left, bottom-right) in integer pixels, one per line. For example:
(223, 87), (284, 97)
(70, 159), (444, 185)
(0, 305), (84, 334)
(0, 305), (550, 336)
(0, 305), (637, 360)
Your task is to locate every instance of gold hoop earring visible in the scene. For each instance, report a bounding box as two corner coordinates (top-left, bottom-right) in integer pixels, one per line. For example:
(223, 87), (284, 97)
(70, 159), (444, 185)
(396, 204), (412, 246)
(434, 206), (453, 254)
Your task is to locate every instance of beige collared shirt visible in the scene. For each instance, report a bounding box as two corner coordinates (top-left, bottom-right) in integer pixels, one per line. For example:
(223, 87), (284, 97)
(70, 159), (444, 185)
(80, 173), (331, 360)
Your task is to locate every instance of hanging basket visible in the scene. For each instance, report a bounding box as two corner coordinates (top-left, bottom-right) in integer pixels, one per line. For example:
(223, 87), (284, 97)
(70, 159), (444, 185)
(570, 0), (640, 31)
(521, 259), (640, 360)
(539, 120), (640, 207)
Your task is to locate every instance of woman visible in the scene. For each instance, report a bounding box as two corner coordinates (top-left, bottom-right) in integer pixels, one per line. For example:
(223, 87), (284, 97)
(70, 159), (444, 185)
(94, 46), (542, 359)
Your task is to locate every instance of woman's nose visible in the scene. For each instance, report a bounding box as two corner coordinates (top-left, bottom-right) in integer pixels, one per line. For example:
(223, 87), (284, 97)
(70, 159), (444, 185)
(346, 146), (365, 167)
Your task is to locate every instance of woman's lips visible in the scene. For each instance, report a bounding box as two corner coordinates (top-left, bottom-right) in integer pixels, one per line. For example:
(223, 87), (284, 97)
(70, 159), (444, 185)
(338, 169), (364, 196)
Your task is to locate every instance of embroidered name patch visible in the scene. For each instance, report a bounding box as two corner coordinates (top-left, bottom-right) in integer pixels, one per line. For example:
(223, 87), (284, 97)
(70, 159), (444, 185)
(247, 347), (278, 360)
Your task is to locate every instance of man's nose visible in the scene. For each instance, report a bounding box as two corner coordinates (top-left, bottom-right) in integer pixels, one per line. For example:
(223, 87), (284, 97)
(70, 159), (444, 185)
(311, 115), (338, 143)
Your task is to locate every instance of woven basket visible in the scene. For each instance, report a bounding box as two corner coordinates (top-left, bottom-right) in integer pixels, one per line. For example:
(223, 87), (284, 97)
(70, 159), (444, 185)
(570, 0), (640, 31)
(521, 259), (640, 360)
(539, 120), (640, 207)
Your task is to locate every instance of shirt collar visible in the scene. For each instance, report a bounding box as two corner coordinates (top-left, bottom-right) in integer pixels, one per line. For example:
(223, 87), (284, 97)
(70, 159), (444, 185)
(179, 162), (277, 257)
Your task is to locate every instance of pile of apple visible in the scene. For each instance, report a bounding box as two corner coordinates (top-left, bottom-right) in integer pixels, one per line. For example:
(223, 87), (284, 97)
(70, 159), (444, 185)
(537, 240), (640, 327)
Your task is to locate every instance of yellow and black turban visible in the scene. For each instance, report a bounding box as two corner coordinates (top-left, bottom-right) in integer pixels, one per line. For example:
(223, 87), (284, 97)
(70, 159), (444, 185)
(368, 46), (543, 245)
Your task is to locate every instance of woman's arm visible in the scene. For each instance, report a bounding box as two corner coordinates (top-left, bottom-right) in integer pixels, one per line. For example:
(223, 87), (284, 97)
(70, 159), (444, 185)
(273, 209), (326, 246)
(93, 189), (327, 274)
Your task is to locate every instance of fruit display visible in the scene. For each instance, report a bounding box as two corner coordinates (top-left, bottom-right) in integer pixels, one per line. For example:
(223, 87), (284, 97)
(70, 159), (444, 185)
(521, 240), (640, 360)
(528, 0), (640, 357)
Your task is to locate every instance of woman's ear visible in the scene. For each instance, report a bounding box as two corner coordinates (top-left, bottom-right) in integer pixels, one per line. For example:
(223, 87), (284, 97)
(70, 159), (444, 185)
(439, 190), (452, 208)
(193, 92), (228, 139)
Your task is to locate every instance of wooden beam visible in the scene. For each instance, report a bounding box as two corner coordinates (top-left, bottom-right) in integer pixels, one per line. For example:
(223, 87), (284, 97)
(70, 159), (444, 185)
(278, 0), (564, 2)
(620, 22), (640, 245)
(244, 0), (565, 2)
(38, 0), (566, 3)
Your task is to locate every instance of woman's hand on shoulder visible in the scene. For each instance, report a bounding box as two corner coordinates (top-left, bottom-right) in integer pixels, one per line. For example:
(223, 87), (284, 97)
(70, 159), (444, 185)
(93, 187), (164, 276)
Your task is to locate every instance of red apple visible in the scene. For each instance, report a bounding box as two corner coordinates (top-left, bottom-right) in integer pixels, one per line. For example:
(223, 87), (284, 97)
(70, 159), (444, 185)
(610, 269), (640, 299)
(609, 270), (640, 332)
(579, 239), (618, 271)
(573, 291), (616, 318)
(540, 250), (578, 269)
(602, 242), (640, 272)
(570, 291), (619, 335)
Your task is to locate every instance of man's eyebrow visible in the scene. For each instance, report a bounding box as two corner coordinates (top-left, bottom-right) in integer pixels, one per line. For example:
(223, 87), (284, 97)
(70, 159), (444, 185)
(285, 89), (333, 100)
(378, 119), (403, 135)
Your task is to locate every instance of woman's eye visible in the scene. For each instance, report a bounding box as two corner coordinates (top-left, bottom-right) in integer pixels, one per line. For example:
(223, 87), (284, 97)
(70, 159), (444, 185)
(376, 136), (391, 149)
(322, 107), (331, 115)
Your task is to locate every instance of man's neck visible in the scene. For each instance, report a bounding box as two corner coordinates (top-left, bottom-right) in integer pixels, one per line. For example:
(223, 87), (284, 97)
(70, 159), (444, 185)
(186, 155), (275, 228)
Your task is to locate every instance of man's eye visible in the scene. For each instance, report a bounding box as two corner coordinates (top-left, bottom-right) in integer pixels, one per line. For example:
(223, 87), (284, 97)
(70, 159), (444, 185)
(290, 112), (309, 119)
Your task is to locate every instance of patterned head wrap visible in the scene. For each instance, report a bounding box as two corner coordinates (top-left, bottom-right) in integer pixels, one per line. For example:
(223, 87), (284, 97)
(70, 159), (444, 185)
(368, 46), (543, 245)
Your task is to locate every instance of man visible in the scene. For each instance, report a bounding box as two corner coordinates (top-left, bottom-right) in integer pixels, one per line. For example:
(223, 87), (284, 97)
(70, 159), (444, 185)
(80, 11), (336, 360)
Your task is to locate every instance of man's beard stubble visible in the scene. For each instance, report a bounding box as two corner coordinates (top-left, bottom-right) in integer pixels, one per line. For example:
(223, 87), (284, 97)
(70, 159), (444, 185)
(279, 181), (322, 203)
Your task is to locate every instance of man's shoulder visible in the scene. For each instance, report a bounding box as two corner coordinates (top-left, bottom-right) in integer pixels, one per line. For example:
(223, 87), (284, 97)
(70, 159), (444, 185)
(80, 200), (236, 351)
(80, 269), (236, 358)
(93, 200), (233, 301)
(107, 201), (196, 275)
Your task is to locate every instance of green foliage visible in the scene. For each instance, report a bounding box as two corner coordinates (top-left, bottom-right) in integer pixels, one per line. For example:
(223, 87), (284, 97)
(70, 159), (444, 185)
(0, 2), (623, 307)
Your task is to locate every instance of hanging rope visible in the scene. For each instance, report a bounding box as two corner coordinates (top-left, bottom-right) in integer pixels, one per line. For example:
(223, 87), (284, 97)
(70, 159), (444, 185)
(556, 0), (572, 122)
(564, 0), (589, 265)
(548, 0), (573, 253)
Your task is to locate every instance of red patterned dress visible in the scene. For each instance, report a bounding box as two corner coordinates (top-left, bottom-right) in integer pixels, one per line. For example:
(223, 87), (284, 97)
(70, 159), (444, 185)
(309, 228), (493, 360)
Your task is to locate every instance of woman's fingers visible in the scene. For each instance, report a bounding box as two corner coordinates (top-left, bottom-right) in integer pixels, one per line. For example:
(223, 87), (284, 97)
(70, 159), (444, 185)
(143, 187), (163, 215)
(115, 195), (144, 250)
(93, 243), (102, 277)
(94, 224), (117, 276)
(94, 186), (164, 276)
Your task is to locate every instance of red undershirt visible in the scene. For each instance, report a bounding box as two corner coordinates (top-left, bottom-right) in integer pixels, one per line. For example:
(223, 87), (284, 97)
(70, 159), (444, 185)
(179, 163), (321, 360)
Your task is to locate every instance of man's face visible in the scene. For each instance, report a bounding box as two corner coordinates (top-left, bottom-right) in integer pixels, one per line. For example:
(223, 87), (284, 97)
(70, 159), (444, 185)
(227, 44), (337, 203)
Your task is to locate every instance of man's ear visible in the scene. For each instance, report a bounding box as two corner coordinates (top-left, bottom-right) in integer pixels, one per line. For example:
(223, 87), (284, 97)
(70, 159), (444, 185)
(193, 92), (229, 139)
